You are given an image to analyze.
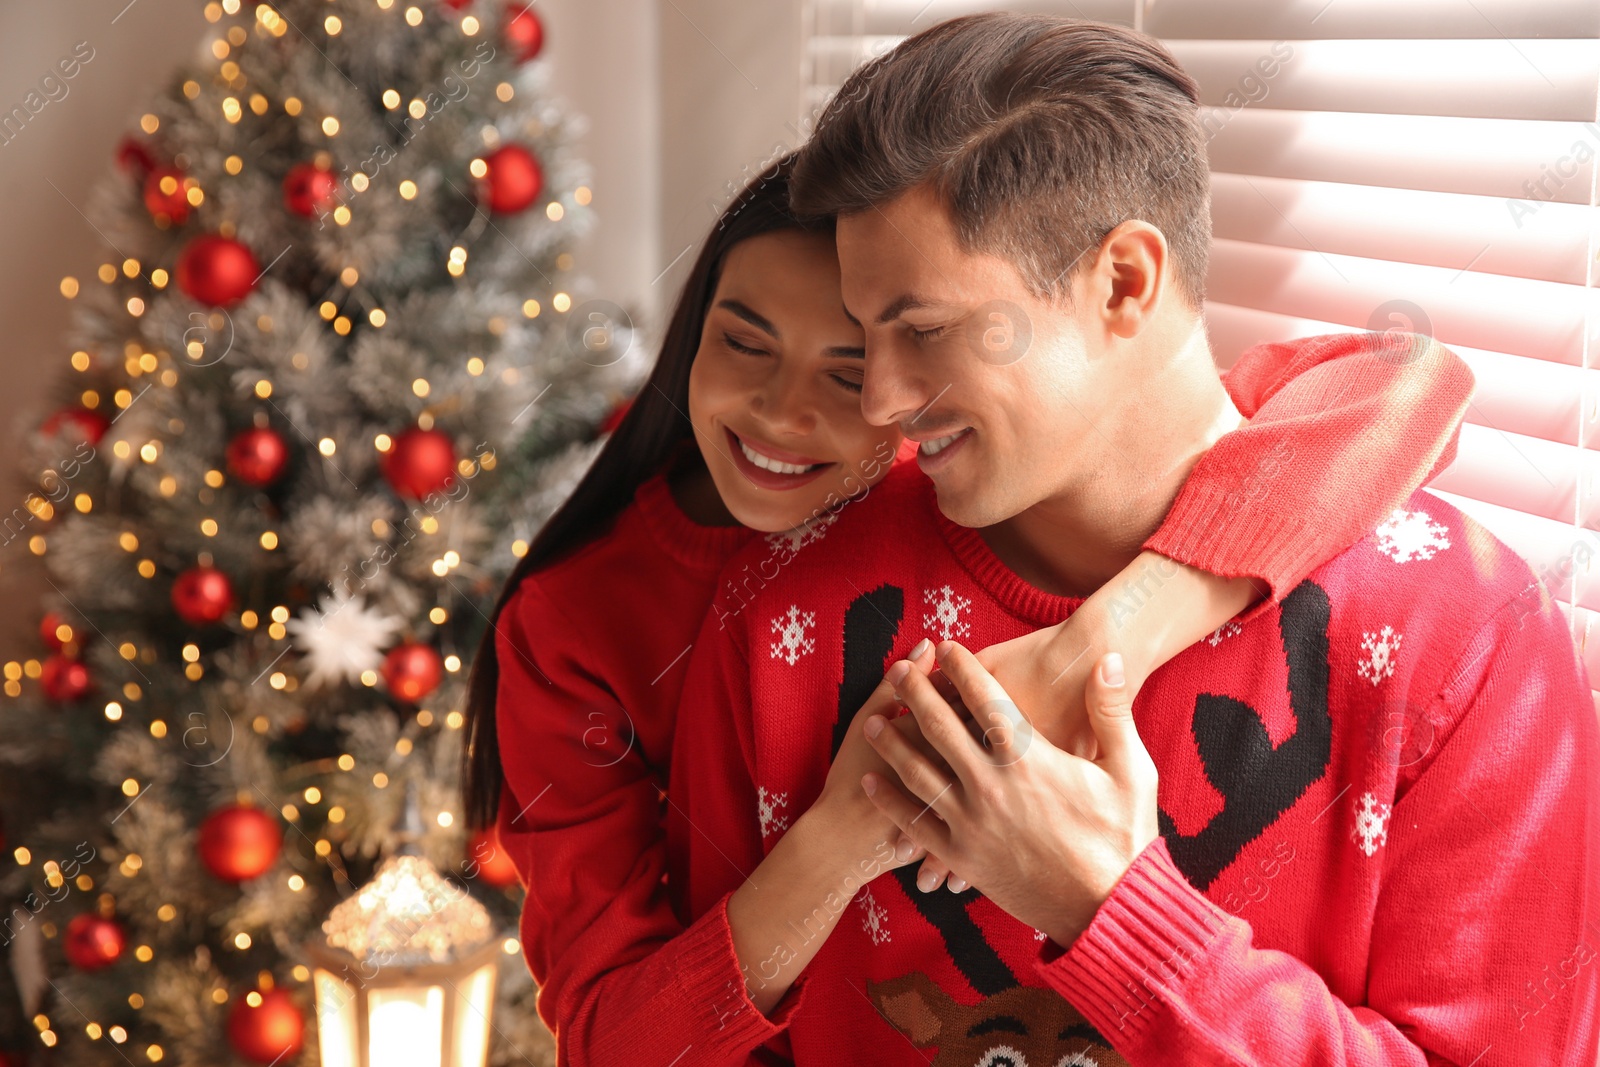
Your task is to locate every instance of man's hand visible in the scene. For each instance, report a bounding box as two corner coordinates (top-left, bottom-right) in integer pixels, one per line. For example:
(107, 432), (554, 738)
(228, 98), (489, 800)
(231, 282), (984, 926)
(862, 641), (1161, 947)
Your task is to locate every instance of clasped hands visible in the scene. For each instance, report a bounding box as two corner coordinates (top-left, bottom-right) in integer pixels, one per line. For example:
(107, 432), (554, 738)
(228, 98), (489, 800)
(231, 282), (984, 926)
(822, 627), (1162, 949)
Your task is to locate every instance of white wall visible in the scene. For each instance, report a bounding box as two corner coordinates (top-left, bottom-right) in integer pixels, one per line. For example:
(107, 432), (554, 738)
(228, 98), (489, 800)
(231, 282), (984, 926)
(0, 0), (207, 645)
(656, 0), (803, 303)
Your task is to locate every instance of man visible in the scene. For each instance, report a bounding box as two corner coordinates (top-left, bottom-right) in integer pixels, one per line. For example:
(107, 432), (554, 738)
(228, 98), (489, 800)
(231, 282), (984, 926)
(669, 13), (1598, 1066)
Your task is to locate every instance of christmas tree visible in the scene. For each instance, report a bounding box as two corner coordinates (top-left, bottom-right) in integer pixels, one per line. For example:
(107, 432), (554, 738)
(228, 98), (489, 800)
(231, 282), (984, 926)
(0, 1), (639, 1063)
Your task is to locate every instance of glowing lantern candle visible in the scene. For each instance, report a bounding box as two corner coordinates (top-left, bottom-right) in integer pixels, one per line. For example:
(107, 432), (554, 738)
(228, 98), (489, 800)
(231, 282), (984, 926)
(306, 784), (498, 1067)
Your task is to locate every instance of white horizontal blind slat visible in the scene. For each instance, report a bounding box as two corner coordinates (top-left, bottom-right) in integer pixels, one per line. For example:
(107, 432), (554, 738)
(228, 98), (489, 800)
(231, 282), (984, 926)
(1209, 174), (1592, 286)
(1169, 39), (1600, 121)
(1205, 110), (1596, 203)
(1145, 0), (1600, 41)
(1205, 238), (1591, 366)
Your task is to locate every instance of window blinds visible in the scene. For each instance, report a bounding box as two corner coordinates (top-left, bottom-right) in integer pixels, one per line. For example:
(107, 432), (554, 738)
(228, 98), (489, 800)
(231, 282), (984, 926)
(800, 0), (1600, 697)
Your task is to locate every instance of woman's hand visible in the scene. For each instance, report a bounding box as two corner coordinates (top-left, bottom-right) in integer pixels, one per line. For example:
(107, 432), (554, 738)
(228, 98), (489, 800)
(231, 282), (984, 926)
(812, 638), (960, 891)
(974, 551), (1260, 760)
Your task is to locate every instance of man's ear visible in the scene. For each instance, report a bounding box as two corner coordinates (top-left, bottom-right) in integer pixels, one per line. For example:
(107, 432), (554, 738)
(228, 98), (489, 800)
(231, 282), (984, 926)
(1096, 220), (1168, 339)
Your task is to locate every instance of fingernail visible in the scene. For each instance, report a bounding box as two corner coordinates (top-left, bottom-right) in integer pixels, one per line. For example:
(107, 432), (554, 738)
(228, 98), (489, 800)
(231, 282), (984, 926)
(896, 836), (917, 863)
(909, 637), (931, 660)
(861, 774), (876, 796)
(947, 876), (968, 893)
(1101, 653), (1125, 687)
(917, 868), (938, 892)
(864, 715), (884, 740)
(886, 660), (911, 686)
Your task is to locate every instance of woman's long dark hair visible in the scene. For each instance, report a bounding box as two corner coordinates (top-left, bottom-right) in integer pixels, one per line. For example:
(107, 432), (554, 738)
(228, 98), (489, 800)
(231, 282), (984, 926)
(461, 154), (834, 831)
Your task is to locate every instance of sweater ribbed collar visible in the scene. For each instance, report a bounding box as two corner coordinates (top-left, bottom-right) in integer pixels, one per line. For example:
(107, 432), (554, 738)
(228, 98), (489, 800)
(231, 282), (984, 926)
(631, 469), (752, 572)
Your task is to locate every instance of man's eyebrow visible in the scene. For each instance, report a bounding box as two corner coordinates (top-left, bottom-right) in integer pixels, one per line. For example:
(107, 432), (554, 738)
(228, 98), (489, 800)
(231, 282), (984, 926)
(715, 299), (778, 338)
(826, 344), (865, 359)
(875, 294), (936, 325)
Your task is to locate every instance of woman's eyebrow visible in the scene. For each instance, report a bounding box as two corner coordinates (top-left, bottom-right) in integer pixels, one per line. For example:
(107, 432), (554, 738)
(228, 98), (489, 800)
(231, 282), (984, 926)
(716, 299), (779, 338)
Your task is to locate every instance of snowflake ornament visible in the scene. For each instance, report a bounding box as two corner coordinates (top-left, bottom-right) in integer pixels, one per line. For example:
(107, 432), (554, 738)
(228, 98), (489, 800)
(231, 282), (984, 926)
(923, 585), (973, 641)
(859, 887), (891, 945)
(285, 588), (405, 688)
(769, 605), (817, 665)
(1353, 791), (1392, 856)
(1375, 508), (1451, 564)
(1357, 626), (1403, 686)
(757, 785), (790, 838)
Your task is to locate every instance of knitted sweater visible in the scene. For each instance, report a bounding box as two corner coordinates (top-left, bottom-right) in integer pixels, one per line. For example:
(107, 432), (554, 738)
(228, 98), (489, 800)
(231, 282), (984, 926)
(493, 332), (1478, 1065)
(669, 464), (1598, 1067)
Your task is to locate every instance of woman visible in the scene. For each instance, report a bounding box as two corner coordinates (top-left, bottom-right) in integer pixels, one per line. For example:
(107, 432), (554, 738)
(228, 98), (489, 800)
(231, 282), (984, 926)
(461, 157), (1470, 1064)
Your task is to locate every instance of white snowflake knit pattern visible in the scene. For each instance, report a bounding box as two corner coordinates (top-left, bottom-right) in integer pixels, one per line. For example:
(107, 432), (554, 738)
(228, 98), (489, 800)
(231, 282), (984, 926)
(768, 605), (816, 665)
(764, 510), (838, 556)
(923, 585), (973, 641)
(1375, 508), (1451, 563)
(1357, 626), (1403, 686)
(756, 786), (789, 838)
(1206, 621), (1244, 647)
(1353, 792), (1392, 856)
(859, 887), (890, 945)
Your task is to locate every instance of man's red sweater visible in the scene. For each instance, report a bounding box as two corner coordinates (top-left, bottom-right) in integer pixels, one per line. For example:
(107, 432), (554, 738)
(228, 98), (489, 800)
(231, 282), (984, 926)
(668, 449), (1599, 1065)
(493, 333), (1479, 1065)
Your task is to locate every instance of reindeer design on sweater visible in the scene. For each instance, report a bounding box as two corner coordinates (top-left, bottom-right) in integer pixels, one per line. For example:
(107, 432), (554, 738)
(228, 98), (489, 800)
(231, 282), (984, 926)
(869, 871), (1128, 1066)
(834, 581), (1333, 1063)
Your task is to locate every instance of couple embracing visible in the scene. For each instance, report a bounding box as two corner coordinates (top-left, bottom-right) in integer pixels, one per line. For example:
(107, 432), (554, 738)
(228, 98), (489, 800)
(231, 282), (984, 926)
(464, 13), (1598, 1066)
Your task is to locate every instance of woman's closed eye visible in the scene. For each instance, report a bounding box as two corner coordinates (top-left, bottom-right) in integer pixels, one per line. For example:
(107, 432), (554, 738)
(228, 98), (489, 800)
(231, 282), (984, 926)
(723, 332), (769, 356)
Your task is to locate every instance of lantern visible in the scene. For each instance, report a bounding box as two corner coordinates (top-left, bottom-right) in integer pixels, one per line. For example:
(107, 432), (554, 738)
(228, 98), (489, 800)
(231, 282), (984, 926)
(306, 783), (498, 1067)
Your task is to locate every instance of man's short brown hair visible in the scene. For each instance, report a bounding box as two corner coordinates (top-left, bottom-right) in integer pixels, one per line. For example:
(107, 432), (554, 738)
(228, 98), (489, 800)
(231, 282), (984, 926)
(791, 14), (1211, 309)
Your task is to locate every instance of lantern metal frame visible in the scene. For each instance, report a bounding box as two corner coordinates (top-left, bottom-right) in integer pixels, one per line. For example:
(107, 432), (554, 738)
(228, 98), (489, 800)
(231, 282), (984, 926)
(304, 934), (499, 1067)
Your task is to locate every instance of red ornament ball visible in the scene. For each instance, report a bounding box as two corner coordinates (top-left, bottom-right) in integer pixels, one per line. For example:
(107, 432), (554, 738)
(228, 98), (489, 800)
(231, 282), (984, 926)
(115, 136), (155, 177)
(479, 144), (543, 215)
(198, 804), (282, 882)
(226, 427), (290, 488)
(226, 988), (304, 1064)
(40, 655), (91, 702)
(63, 913), (125, 971)
(175, 234), (260, 307)
(382, 642), (443, 704)
(382, 427), (457, 500)
(469, 827), (520, 888)
(39, 612), (70, 651)
(505, 3), (544, 62)
(171, 565), (235, 625)
(142, 165), (195, 226)
(282, 162), (340, 219)
(41, 406), (110, 445)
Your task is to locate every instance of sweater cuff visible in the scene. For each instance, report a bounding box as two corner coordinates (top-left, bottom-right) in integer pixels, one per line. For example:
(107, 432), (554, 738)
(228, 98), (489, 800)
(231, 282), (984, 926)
(1143, 481), (1318, 613)
(687, 891), (808, 1057)
(1033, 836), (1230, 1046)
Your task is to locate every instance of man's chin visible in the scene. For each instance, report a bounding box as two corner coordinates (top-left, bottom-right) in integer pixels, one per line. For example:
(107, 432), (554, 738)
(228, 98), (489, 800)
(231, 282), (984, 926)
(929, 477), (1011, 530)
